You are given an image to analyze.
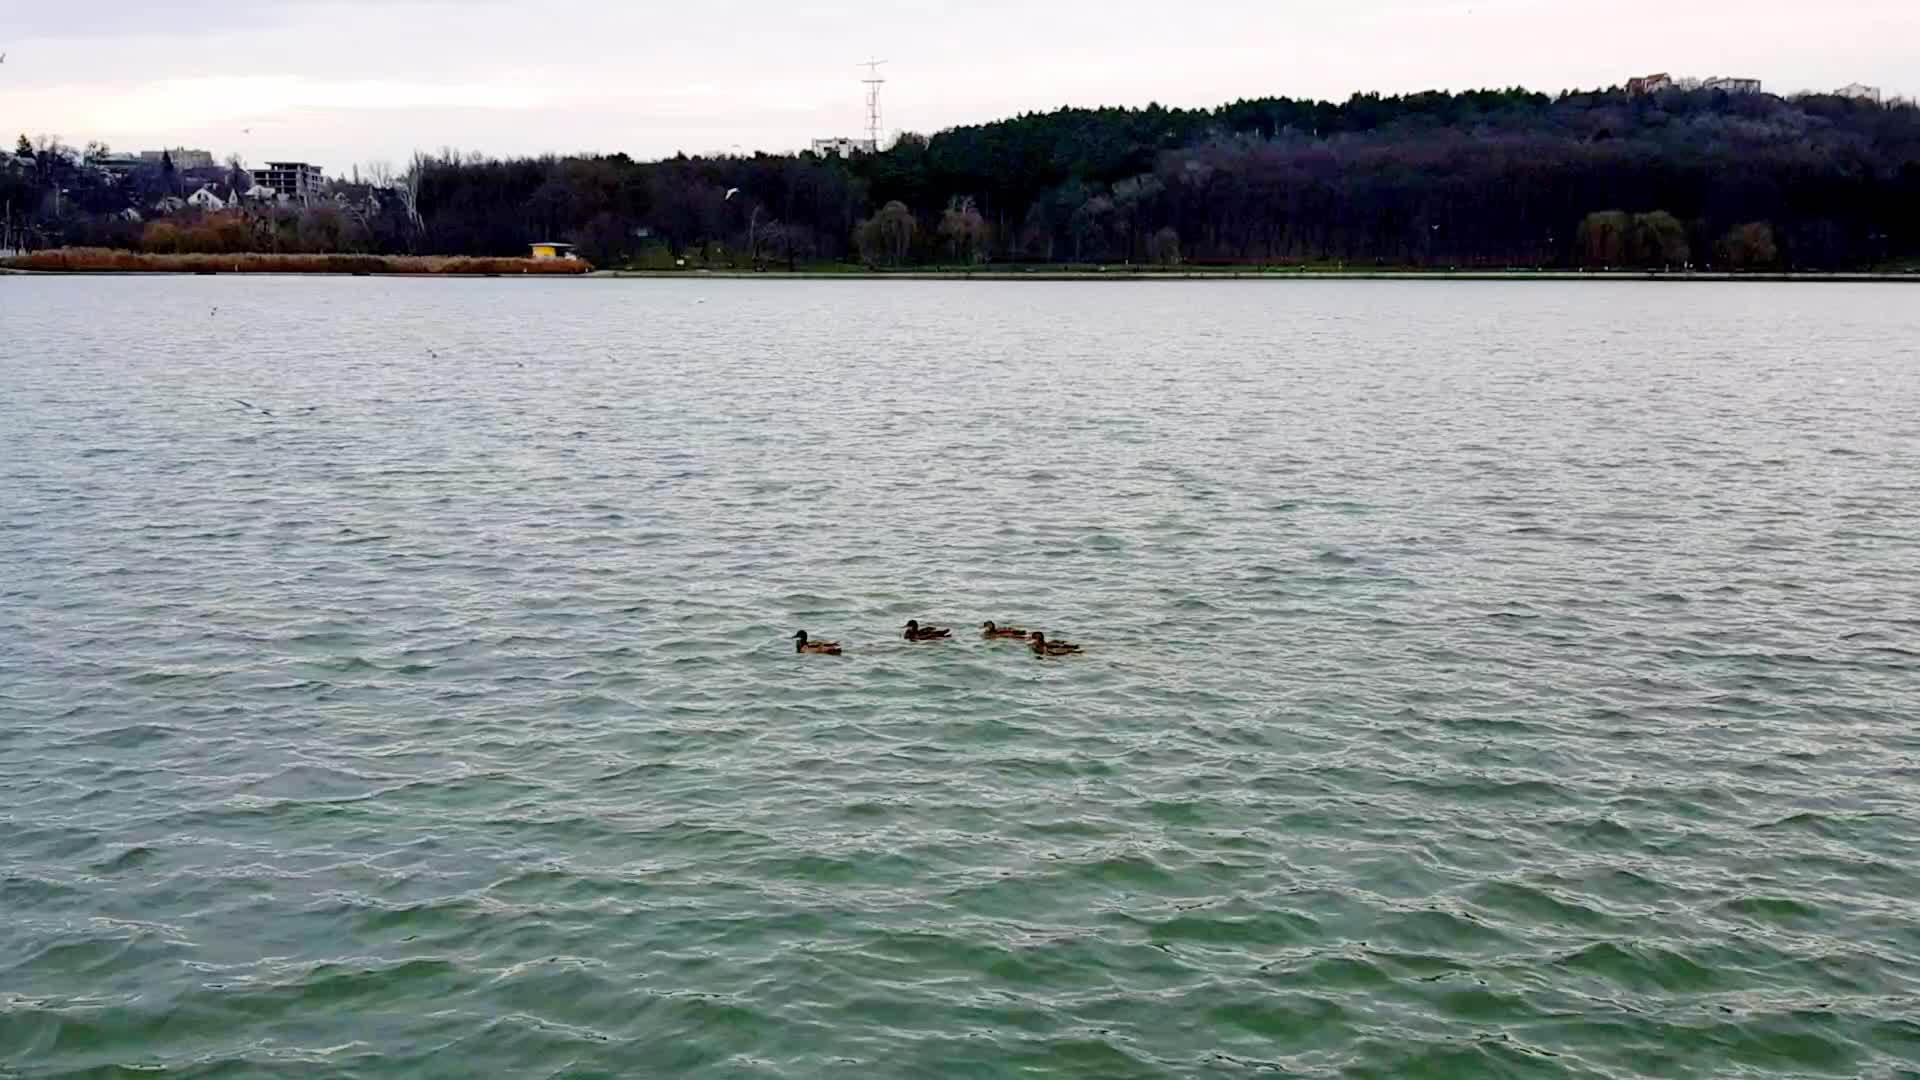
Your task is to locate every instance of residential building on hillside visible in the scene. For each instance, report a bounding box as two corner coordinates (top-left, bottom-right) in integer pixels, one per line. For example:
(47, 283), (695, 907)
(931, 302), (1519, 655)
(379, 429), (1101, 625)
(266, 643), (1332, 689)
(1837, 83), (1883, 103)
(140, 148), (216, 169)
(92, 156), (147, 180)
(810, 137), (877, 157)
(1627, 73), (1674, 96)
(187, 186), (227, 212)
(255, 161), (326, 200)
(1703, 76), (1763, 95)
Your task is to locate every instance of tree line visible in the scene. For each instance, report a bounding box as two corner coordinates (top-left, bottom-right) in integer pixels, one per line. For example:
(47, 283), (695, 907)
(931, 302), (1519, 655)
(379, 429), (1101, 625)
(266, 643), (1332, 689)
(8, 86), (1919, 269)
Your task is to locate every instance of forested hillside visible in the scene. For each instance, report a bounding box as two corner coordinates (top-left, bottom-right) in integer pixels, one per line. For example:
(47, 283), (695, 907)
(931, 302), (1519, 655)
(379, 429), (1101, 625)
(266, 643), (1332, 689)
(419, 86), (1920, 269)
(11, 87), (1918, 269)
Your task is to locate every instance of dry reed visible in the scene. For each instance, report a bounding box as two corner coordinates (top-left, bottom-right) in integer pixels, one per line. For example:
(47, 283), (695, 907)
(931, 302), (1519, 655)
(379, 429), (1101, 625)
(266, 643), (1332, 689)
(2, 249), (594, 275)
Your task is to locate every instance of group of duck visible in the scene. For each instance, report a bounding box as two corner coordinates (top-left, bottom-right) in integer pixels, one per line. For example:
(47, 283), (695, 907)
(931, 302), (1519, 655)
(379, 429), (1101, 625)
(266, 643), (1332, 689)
(791, 621), (1084, 658)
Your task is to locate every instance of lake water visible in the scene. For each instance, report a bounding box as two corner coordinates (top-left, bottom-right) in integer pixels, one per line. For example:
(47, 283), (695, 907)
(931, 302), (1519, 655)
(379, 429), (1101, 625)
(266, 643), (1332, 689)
(3, 277), (1919, 1077)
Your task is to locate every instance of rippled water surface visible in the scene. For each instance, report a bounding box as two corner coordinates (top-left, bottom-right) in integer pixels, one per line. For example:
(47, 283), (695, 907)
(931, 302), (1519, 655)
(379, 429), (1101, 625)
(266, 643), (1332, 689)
(4, 277), (1920, 1077)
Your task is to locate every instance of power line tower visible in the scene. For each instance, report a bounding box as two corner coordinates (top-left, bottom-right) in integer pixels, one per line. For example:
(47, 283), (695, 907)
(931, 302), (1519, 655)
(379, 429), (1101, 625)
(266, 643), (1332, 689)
(861, 59), (888, 149)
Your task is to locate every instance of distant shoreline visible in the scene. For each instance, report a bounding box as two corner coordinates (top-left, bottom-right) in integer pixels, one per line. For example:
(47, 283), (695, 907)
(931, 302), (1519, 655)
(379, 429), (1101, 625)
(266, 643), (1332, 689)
(7, 266), (1916, 284)
(591, 269), (1920, 284)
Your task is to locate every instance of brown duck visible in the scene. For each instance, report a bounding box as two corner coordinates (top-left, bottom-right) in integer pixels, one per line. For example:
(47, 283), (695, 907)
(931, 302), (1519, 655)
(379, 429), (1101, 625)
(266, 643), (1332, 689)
(981, 621), (1029, 639)
(792, 631), (843, 656)
(904, 620), (953, 642)
(1029, 631), (1084, 657)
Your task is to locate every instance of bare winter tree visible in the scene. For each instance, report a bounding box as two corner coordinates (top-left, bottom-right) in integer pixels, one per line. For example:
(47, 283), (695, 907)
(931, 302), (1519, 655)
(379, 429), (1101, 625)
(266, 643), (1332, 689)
(938, 196), (990, 264)
(855, 202), (918, 266)
(400, 152), (429, 233)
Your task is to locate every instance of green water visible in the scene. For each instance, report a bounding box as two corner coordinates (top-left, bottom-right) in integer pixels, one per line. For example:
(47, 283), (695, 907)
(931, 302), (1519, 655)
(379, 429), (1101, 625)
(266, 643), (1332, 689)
(2, 278), (1918, 1077)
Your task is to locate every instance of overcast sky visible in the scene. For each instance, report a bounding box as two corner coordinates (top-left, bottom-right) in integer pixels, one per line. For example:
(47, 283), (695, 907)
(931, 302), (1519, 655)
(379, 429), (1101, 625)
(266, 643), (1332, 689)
(3, 0), (1914, 171)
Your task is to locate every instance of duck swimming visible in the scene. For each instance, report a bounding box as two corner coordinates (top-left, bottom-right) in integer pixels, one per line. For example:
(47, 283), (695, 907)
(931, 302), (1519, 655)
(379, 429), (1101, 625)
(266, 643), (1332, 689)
(904, 620), (953, 642)
(1029, 631), (1083, 657)
(792, 631), (843, 655)
(981, 621), (1029, 639)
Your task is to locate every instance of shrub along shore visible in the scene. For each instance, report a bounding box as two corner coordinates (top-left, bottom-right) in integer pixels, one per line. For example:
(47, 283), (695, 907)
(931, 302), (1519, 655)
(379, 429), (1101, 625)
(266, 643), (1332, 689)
(0, 249), (594, 275)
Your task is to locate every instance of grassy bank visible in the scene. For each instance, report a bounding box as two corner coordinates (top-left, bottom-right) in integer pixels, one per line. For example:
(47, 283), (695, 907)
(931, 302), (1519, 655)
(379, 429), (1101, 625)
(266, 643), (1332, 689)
(1, 248), (594, 275)
(604, 257), (1920, 281)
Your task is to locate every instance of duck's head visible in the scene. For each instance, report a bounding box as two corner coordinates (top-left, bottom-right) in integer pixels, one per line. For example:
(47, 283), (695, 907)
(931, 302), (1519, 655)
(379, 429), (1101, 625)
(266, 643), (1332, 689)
(792, 631), (808, 643)
(904, 620), (920, 632)
(982, 621), (997, 632)
(1029, 631), (1046, 645)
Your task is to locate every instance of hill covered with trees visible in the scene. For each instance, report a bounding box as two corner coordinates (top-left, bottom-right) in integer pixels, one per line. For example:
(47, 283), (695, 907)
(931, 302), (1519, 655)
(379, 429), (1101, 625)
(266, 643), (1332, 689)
(10, 86), (1919, 270)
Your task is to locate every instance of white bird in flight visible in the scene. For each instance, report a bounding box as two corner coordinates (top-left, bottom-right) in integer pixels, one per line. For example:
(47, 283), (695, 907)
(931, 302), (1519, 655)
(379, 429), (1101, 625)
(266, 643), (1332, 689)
(725, 188), (740, 200)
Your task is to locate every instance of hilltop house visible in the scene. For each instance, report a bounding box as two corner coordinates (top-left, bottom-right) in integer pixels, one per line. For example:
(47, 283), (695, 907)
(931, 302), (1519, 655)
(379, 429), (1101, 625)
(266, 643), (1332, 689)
(325, 183), (391, 216)
(810, 137), (878, 157)
(1627, 73), (1674, 96)
(1703, 76), (1763, 95)
(140, 148), (217, 170)
(91, 155), (147, 181)
(187, 186), (228, 212)
(1837, 83), (1883, 104)
(255, 161), (325, 200)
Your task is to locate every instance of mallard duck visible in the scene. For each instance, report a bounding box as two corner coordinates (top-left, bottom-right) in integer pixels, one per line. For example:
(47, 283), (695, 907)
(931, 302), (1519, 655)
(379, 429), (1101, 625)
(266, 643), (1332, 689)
(792, 631), (843, 655)
(904, 620), (953, 642)
(981, 621), (1029, 639)
(1029, 631), (1083, 657)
